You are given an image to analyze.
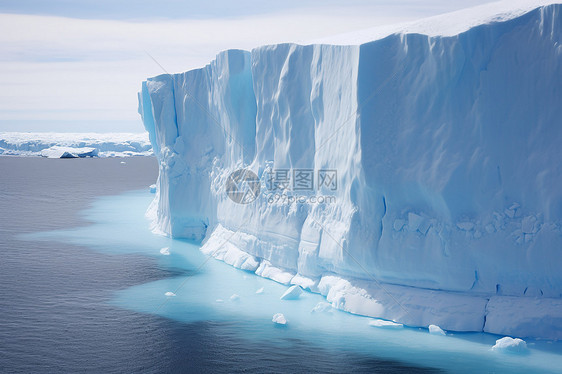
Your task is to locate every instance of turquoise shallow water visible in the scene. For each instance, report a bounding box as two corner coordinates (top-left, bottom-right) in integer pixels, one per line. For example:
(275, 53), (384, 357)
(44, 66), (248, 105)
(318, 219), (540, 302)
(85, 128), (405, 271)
(22, 185), (562, 373)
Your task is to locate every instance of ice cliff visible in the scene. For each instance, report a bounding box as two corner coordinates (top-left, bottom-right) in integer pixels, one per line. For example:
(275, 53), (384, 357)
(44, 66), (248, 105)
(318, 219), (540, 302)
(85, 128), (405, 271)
(139, 2), (562, 339)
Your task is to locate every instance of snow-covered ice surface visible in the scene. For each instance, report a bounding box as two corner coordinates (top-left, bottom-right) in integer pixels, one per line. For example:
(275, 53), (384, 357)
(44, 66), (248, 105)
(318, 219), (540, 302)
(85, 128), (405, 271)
(21, 189), (562, 373)
(0, 132), (152, 157)
(139, 1), (562, 339)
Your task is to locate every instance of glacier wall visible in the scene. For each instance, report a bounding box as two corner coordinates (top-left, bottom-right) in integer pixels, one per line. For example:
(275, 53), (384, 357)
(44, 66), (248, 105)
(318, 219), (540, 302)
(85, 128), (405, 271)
(139, 4), (562, 339)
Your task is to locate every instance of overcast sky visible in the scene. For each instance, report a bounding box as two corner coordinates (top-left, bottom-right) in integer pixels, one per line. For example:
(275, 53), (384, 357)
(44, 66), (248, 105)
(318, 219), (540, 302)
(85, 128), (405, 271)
(0, 0), (495, 132)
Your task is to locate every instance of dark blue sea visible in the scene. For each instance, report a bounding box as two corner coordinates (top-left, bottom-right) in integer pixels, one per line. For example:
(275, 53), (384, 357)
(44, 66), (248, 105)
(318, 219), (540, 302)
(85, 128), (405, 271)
(1, 157), (561, 373)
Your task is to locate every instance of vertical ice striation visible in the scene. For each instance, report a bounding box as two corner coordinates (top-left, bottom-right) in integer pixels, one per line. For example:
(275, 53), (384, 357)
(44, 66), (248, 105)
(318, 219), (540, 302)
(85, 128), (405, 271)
(139, 4), (562, 339)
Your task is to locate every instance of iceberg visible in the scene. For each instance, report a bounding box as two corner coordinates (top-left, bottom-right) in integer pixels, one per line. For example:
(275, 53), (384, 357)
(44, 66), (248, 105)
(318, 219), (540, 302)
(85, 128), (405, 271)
(138, 2), (562, 339)
(0, 132), (152, 157)
(40, 146), (98, 159)
(272, 313), (288, 325)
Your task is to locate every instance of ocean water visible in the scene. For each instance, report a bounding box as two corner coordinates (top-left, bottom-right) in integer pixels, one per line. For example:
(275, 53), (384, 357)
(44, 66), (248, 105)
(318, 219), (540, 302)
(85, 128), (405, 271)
(1, 157), (562, 373)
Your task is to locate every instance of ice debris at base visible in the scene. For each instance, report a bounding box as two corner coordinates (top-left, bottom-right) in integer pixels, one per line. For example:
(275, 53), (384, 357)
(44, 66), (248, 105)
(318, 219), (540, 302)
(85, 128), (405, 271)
(149, 184), (157, 193)
(165, 292), (176, 297)
(492, 337), (528, 353)
(256, 287), (264, 294)
(159, 247), (170, 255)
(272, 313), (287, 325)
(369, 319), (404, 329)
(311, 302), (333, 314)
(0, 132), (152, 157)
(230, 294), (240, 301)
(280, 285), (303, 300)
(139, 1), (562, 339)
(429, 325), (446, 335)
(40, 146), (98, 159)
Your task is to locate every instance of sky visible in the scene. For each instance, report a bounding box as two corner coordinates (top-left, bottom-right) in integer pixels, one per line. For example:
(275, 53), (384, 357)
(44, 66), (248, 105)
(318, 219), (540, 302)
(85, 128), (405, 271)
(0, 0), (496, 133)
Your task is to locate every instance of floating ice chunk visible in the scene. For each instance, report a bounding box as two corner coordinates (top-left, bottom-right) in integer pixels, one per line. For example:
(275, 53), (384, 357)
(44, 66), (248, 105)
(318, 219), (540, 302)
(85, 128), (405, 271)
(216, 299), (224, 303)
(230, 294), (240, 301)
(492, 337), (528, 353)
(369, 319), (404, 329)
(280, 285), (303, 300)
(120, 161), (126, 164)
(256, 287), (264, 294)
(311, 302), (332, 313)
(159, 247), (170, 255)
(272, 313), (287, 325)
(149, 184), (157, 193)
(428, 324), (446, 335)
(165, 291), (176, 297)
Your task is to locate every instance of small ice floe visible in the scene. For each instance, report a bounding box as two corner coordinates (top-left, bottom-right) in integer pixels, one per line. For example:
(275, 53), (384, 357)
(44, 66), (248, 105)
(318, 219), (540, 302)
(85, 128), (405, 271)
(165, 291), (176, 297)
(428, 324), (446, 335)
(492, 337), (528, 353)
(256, 287), (264, 294)
(311, 302), (332, 314)
(216, 299), (224, 303)
(272, 313), (287, 325)
(159, 247), (170, 255)
(149, 184), (157, 193)
(230, 294), (240, 301)
(280, 285), (303, 300)
(120, 161), (126, 164)
(369, 319), (403, 329)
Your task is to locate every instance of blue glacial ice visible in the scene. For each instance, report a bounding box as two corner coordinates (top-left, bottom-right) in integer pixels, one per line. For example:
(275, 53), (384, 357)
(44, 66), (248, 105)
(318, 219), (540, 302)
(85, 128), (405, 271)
(138, 2), (562, 339)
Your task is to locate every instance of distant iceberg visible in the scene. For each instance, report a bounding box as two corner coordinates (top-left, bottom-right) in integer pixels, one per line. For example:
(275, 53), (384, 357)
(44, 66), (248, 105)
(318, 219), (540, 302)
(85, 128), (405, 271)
(40, 146), (98, 159)
(0, 132), (152, 157)
(139, 2), (562, 339)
